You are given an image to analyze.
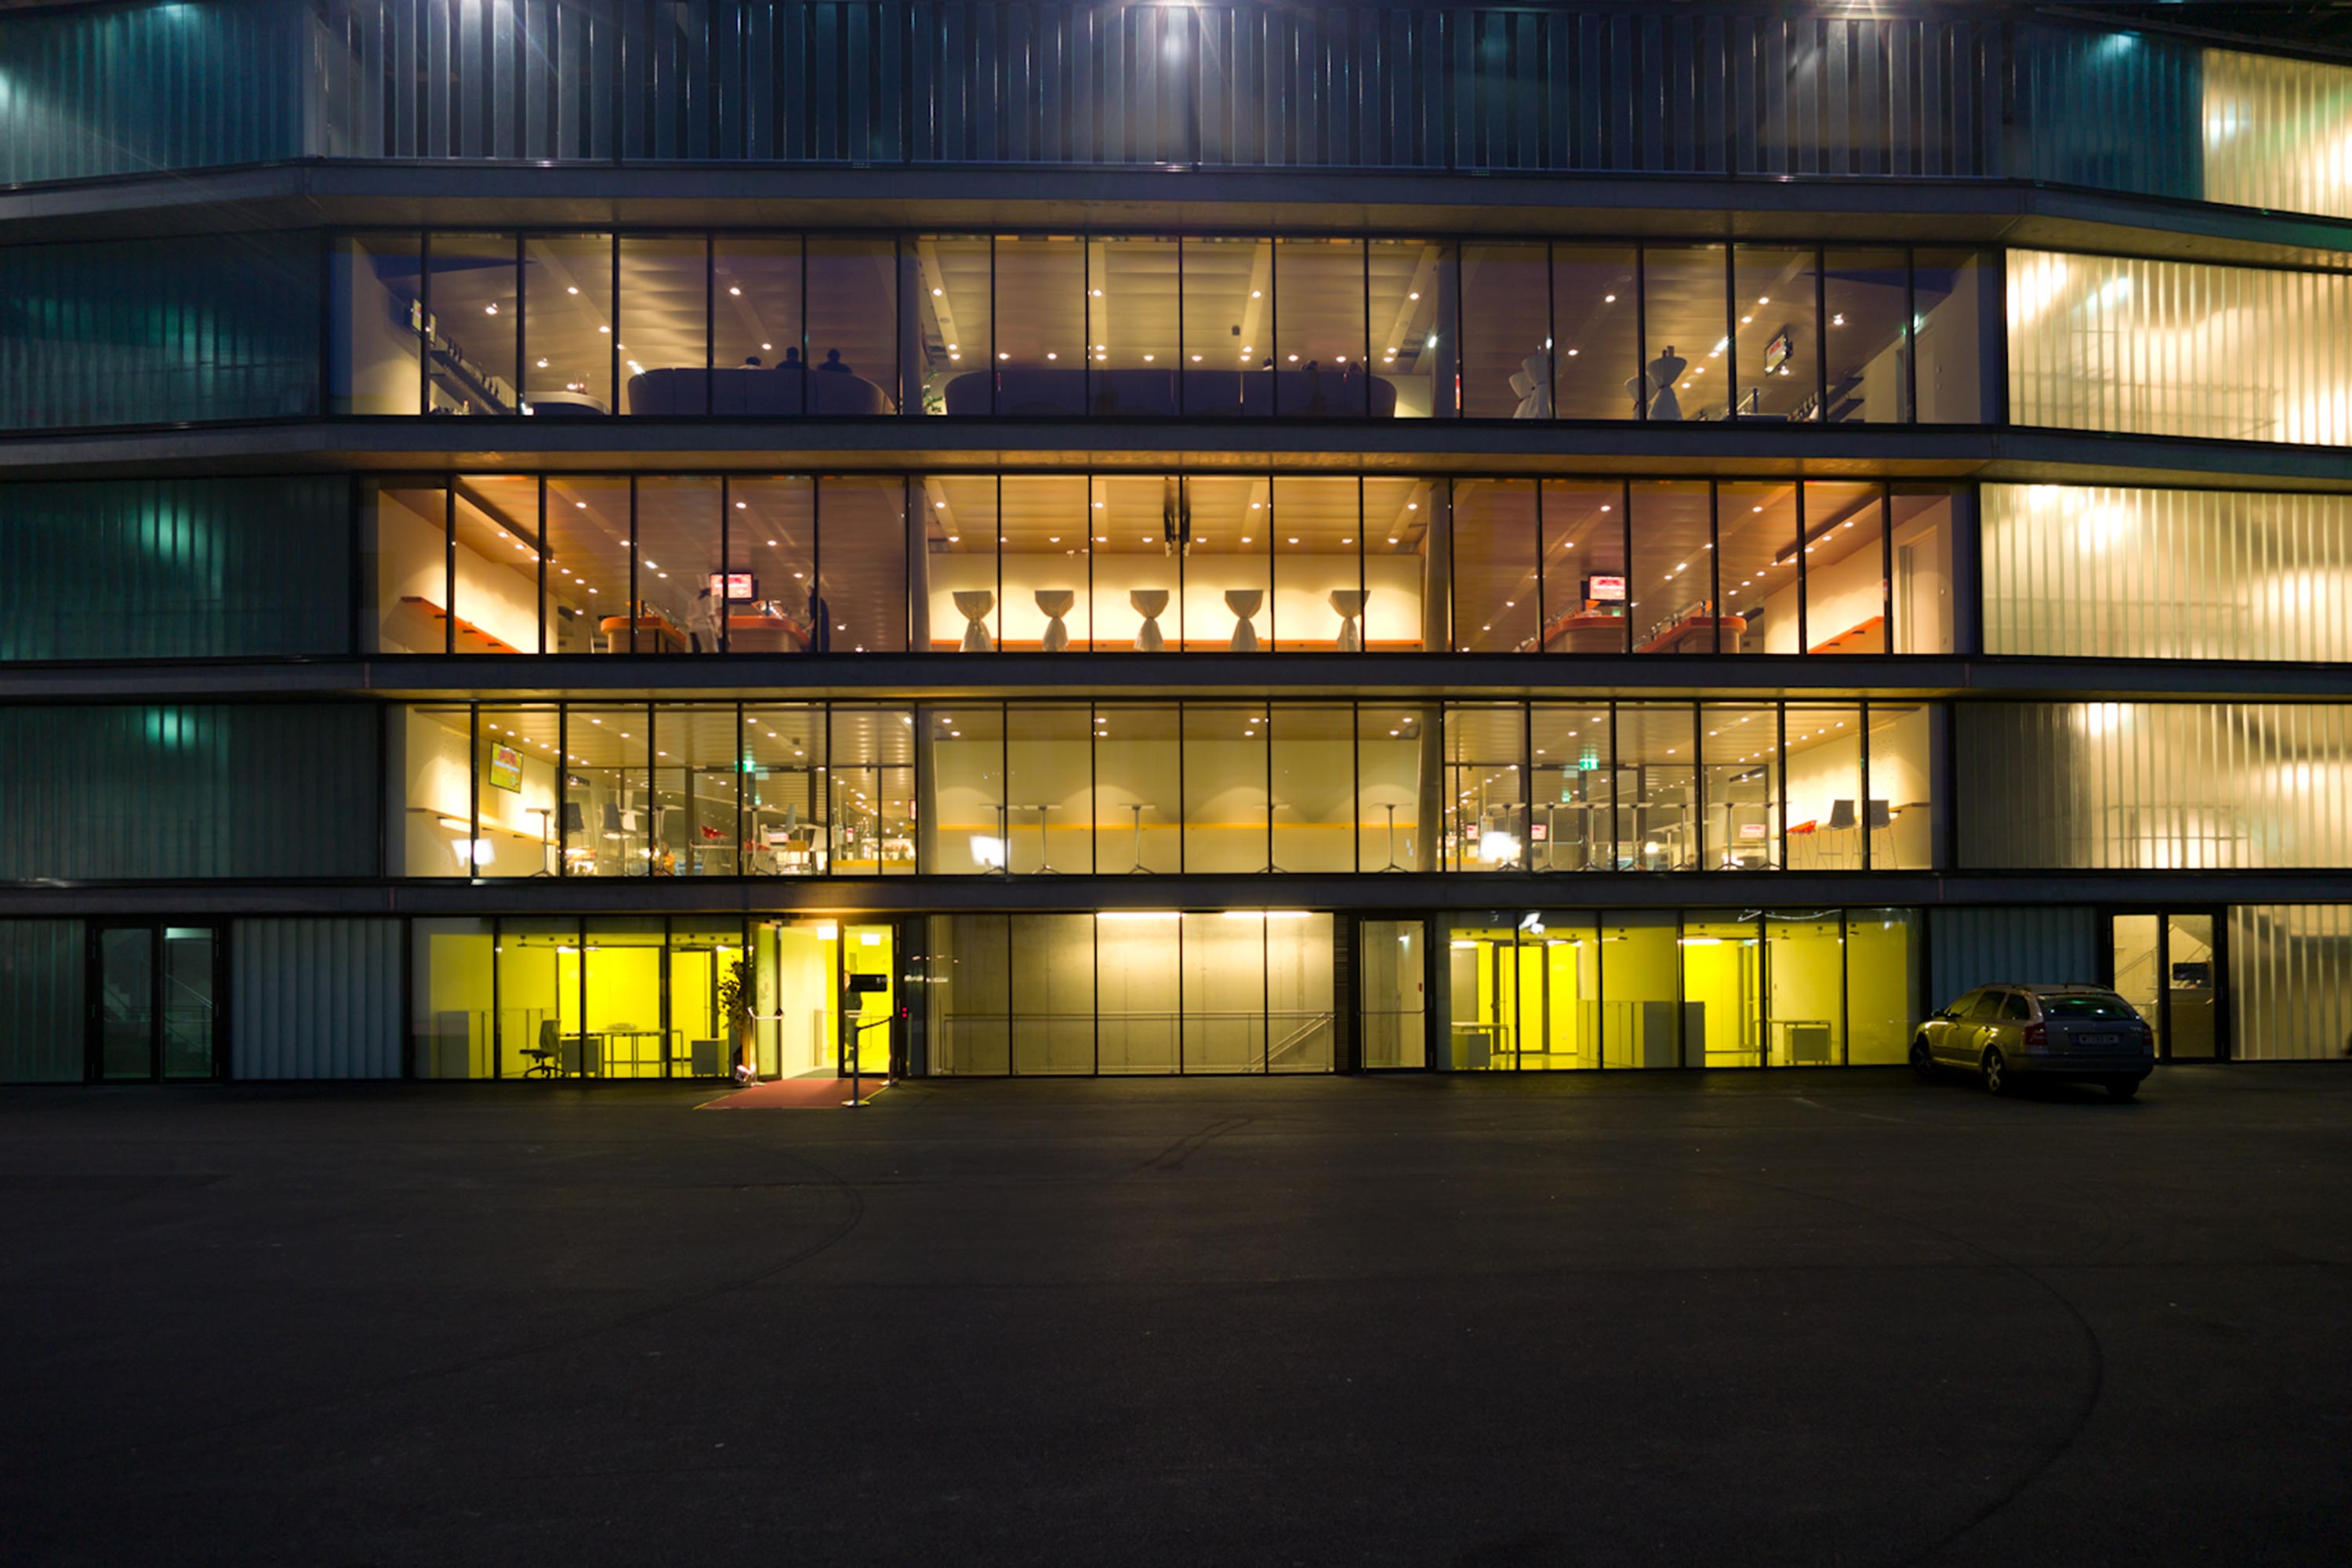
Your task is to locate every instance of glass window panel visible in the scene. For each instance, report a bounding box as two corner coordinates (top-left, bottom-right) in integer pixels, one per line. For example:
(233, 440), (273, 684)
(1803, 482), (1887, 654)
(1443, 703), (1527, 872)
(1730, 245), (1820, 421)
(564, 705), (652, 877)
(1640, 245), (1726, 422)
(667, 919), (748, 1079)
(742, 706), (824, 875)
(332, 234), (423, 415)
(922, 475), (998, 652)
(928, 914), (1010, 1075)
(1715, 481), (1801, 655)
(713, 236), (805, 398)
(756, 916), (838, 1077)
(523, 234), (615, 416)
(1627, 481), (1717, 653)
(924, 703), (1002, 875)
(1178, 235), (1266, 416)
(828, 706), (916, 874)
(1765, 912), (1844, 1066)
(1356, 705), (1433, 873)
(1530, 705), (1611, 873)
(1093, 704), (1181, 874)
(1867, 703), (1936, 870)
(654, 705), (740, 877)
(805, 238), (899, 412)
(401, 704), (474, 878)
(448, 476), (541, 654)
(1912, 248), (1994, 423)
(1006, 705), (1091, 874)
(1275, 237), (1370, 415)
(1271, 477), (1361, 652)
(423, 233), (519, 415)
(543, 477), (632, 654)
(1617, 703), (1697, 871)
(1443, 915), (1518, 1071)
(1011, 913), (1094, 1074)
(1889, 487), (1960, 655)
(1369, 238), (1452, 417)
(583, 916), (666, 1078)
(1534, 911), (1602, 1069)
(1267, 912), (1335, 1072)
(1183, 910), (1265, 1072)
(1846, 909), (1922, 1065)
(819, 475), (909, 652)
(1600, 909), (1682, 1068)
(726, 475), (817, 655)
(1096, 911), (1181, 1074)
(634, 477), (723, 653)
(1450, 479), (1539, 652)
(992, 235), (1086, 416)
(1823, 248), (1911, 424)
(615, 235), (709, 415)
(1271, 706), (1356, 873)
(1784, 703), (1864, 870)
(473, 706), (562, 879)
(1684, 913), (1762, 1068)
(1091, 475), (1185, 651)
(155, 926), (214, 1080)
(1182, 476), (1269, 651)
(1701, 702), (1781, 870)
(372, 480), (452, 653)
(1359, 918), (1427, 1069)
(1538, 481), (1627, 654)
(1184, 704), (1269, 873)
(996, 474), (1088, 650)
(913, 234), (991, 414)
(1460, 242), (1551, 418)
(1089, 235), (1181, 412)
(496, 916), (577, 1079)
(840, 923), (898, 1079)
(1363, 477), (1436, 651)
(1552, 245), (1640, 419)
(411, 916), (495, 1078)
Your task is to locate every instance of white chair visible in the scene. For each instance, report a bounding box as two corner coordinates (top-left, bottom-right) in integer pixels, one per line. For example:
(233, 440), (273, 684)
(1866, 799), (1895, 868)
(1823, 798), (1858, 867)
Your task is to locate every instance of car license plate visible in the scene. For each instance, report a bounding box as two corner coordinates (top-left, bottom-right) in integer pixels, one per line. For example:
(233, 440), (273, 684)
(2080, 1033), (2119, 1047)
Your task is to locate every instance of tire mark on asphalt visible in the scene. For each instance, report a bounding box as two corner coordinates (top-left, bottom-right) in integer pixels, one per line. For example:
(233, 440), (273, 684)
(1142, 1116), (1253, 1171)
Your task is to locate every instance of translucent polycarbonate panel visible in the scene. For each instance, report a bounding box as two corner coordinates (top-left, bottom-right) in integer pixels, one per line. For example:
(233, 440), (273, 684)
(0, 234), (321, 430)
(2007, 249), (2352, 446)
(0, 477), (350, 661)
(927, 915), (1011, 1075)
(2201, 49), (2352, 222)
(1956, 704), (2352, 871)
(0, 705), (377, 880)
(0, 920), (84, 1083)
(1984, 485), (2352, 663)
(2229, 906), (2352, 1061)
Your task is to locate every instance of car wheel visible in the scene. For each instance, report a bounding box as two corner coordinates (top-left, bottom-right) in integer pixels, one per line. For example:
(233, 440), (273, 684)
(1982, 1047), (2011, 1095)
(1910, 1037), (1936, 1079)
(2107, 1079), (2140, 1102)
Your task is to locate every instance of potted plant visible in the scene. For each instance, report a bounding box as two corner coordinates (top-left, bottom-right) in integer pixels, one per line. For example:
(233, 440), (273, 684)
(717, 956), (756, 1083)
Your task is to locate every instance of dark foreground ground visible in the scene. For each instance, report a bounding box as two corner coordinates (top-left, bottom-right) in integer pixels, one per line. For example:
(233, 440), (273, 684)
(1, 1066), (2347, 1566)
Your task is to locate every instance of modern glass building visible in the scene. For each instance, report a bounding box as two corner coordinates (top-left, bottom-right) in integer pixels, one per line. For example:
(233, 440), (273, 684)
(3, 0), (2350, 1084)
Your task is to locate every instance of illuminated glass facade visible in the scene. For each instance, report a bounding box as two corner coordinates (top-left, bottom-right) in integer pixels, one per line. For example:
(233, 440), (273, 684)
(2, 2), (2348, 1082)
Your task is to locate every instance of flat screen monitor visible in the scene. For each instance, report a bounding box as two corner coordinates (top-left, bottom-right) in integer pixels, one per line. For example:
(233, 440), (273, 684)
(708, 572), (757, 601)
(1584, 573), (1627, 603)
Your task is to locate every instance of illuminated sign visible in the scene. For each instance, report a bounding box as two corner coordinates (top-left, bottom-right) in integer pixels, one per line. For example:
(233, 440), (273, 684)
(1763, 329), (1791, 374)
(488, 744), (524, 793)
(1584, 574), (1627, 603)
(708, 572), (758, 600)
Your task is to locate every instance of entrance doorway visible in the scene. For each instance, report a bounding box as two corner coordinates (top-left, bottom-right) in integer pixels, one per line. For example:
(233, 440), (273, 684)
(749, 919), (898, 1080)
(2109, 912), (2223, 1060)
(92, 924), (221, 1081)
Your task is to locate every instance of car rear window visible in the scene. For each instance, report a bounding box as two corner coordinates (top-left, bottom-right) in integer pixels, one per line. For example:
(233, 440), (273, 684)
(2041, 994), (2135, 1020)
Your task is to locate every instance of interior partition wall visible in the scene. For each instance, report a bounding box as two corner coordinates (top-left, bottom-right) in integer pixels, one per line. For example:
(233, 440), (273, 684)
(923, 910), (1335, 1076)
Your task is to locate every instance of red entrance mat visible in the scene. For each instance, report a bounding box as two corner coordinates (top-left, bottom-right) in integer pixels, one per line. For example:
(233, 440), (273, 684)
(699, 1076), (891, 1109)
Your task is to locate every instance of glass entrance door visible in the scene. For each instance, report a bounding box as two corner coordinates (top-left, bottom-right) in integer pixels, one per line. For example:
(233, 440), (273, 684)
(2108, 912), (2223, 1061)
(94, 924), (220, 1081)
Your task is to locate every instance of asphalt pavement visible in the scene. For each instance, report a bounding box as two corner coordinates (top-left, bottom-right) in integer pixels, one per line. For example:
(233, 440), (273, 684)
(1, 1065), (2346, 1565)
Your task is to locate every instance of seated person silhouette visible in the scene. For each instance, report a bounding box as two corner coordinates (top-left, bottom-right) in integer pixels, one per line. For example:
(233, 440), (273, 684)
(816, 349), (851, 375)
(780, 347), (803, 371)
(741, 355), (763, 368)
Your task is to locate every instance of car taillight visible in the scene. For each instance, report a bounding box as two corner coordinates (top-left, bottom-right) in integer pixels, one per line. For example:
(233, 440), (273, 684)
(2024, 1022), (2048, 1050)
